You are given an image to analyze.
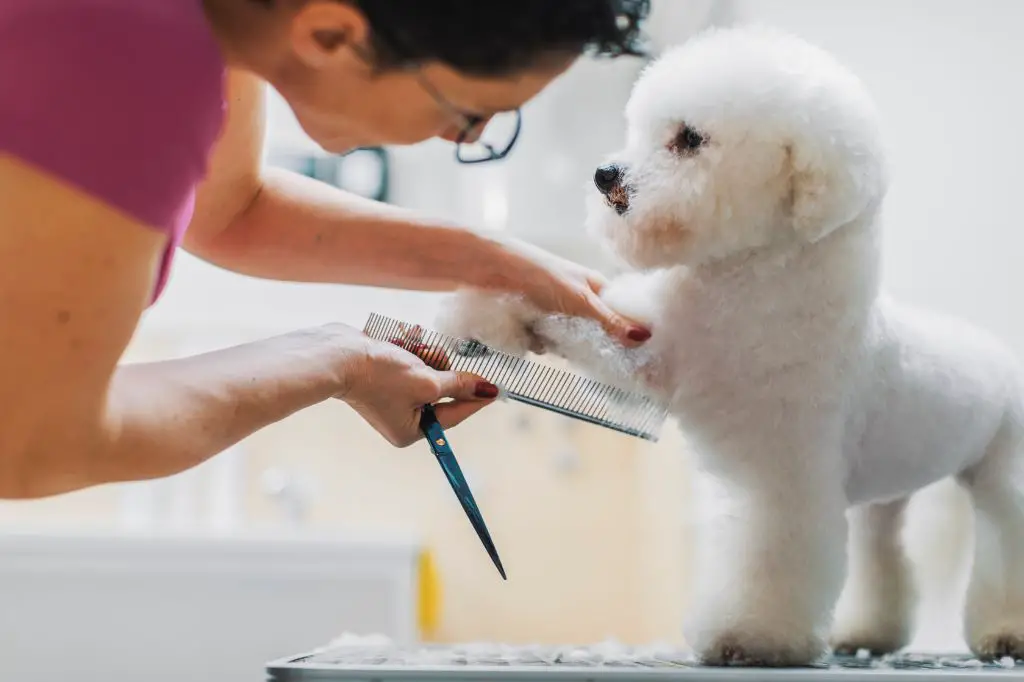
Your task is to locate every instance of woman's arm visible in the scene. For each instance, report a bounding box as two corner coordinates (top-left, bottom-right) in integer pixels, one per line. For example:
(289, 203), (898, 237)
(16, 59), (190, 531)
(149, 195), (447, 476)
(0, 156), (494, 499)
(193, 165), (546, 292)
(0, 156), (356, 498)
(186, 72), (648, 345)
(185, 71), (525, 292)
(95, 327), (357, 489)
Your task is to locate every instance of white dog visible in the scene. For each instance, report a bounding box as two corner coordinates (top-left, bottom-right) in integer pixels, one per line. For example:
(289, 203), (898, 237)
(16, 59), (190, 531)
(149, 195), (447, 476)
(436, 25), (1024, 666)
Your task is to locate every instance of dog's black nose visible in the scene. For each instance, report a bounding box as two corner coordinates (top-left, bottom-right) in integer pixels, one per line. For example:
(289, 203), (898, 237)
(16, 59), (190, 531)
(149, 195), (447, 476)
(594, 164), (621, 194)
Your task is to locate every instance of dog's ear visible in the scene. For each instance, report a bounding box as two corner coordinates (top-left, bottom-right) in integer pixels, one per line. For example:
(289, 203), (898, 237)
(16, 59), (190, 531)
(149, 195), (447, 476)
(788, 139), (884, 243)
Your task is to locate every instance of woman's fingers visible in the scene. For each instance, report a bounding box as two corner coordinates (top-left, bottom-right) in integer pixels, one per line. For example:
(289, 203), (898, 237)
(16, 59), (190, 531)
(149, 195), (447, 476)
(388, 337), (453, 370)
(418, 344), (452, 371)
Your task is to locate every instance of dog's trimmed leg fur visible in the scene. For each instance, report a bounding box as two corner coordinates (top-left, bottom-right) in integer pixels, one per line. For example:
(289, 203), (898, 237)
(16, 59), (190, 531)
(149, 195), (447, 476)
(830, 498), (916, 655)
(686, 455), (848, 666)
(959, 413), (1024, 659)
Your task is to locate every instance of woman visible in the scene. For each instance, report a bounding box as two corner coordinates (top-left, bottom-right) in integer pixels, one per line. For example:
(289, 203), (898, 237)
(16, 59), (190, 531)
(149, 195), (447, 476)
(0, 0), (651, 498)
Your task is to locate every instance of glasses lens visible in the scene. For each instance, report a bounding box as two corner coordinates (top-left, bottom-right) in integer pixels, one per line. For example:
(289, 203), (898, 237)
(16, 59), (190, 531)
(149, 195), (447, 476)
(457, 110), (521, 163)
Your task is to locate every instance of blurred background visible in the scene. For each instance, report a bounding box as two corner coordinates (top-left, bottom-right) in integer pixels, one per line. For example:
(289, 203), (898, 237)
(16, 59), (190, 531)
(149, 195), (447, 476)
(1, 0), (1019, 679)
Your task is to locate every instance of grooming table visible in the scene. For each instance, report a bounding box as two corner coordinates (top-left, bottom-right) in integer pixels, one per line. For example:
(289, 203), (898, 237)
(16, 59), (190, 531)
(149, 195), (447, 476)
(266, 637), (1024, 682)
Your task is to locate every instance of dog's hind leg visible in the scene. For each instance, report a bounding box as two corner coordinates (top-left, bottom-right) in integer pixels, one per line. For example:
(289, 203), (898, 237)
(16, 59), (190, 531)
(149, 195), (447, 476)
(958, 411), (1024, 659)
(830, 497), (916, 655)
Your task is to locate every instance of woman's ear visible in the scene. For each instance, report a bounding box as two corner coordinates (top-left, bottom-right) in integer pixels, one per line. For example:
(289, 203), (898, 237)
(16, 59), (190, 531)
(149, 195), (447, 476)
(288, 1), (370, 69)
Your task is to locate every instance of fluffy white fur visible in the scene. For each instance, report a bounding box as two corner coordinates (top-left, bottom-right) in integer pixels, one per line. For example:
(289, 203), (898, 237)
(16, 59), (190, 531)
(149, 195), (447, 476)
(436, 25), (1024, 666)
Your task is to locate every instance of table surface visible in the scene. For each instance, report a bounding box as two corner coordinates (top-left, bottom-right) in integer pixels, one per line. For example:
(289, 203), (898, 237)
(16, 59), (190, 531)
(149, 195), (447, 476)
(267, 643), (1024, 682)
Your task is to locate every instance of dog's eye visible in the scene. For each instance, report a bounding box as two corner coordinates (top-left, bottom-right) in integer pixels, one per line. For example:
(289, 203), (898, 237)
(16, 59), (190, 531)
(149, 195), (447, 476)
(671, 125), (706, 154)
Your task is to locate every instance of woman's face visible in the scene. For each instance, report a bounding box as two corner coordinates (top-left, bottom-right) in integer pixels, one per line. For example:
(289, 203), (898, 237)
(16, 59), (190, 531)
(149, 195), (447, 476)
(264, 1), (574, 154)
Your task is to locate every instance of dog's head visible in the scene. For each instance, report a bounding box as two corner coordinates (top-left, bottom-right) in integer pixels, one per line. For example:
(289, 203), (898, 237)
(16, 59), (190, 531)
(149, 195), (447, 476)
(587, 25), (888, 269)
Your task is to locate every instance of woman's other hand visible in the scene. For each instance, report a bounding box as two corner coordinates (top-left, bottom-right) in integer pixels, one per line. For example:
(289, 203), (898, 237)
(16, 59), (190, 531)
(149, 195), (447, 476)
(500, 239), (651, 347)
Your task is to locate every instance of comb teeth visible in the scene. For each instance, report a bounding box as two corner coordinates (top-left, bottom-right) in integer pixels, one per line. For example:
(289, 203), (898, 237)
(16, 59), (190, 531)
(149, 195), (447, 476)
(363, 313), (669, 442)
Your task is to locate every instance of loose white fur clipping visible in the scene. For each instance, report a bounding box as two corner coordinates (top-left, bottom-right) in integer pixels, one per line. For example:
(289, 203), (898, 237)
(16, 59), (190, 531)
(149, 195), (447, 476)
(316, 633), (695, 667)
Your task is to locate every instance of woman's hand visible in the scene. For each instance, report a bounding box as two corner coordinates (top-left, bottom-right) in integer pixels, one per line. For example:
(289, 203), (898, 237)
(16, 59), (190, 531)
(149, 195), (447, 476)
(337, 329), (499, 447)
(498, 239), (651, 347)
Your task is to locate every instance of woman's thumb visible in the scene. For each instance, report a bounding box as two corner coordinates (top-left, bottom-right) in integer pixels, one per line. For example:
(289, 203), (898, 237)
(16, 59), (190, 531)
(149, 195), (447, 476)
(588, 295), (651, 346)
(436, 371), (501, 402)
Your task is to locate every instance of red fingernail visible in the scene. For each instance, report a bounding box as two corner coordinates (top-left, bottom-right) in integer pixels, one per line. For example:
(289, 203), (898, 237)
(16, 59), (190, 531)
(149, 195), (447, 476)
(627, 327), (651, 342)
(475, 382), (499, 399)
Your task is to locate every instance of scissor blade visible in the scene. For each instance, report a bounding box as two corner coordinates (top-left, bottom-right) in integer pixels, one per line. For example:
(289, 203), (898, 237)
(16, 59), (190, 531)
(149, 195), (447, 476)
(419, 406), (506, 580)
(435, 452), (507, 580)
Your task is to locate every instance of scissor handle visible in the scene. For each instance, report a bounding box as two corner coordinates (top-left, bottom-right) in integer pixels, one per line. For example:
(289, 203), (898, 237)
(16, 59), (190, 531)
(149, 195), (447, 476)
(419, 404), (453, 458)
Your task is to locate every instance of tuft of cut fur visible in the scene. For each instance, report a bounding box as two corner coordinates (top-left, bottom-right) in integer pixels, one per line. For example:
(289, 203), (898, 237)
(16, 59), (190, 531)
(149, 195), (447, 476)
(437, 24), (1024, 666)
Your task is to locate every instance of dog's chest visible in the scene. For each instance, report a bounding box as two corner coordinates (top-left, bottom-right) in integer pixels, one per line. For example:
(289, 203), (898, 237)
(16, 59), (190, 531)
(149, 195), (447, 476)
(654, 288), (803, 400)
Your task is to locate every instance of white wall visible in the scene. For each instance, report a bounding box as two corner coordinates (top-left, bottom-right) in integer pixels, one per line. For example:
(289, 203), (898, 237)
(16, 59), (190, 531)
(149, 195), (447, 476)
(733, 0), (1024, 354)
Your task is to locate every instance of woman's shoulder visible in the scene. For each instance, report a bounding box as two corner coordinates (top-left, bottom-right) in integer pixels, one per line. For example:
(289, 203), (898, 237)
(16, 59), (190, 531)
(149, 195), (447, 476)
(0, 0), (228, 234)
(1, 0), (224, 68)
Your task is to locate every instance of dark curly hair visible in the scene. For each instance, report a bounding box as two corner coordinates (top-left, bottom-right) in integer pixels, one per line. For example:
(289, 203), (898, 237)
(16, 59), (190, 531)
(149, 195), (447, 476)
(254, 0), (652, 76)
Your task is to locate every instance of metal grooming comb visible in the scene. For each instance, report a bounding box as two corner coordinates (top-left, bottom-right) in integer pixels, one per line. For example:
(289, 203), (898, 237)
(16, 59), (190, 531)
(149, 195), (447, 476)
(363, 313), (669, 441)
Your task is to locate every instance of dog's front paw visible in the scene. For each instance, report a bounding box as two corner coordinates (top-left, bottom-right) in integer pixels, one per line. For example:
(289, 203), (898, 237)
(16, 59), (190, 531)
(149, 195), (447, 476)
(435, 290), (542, 358)
(696, 630), (827, 667)
(685, 489), (846, 669)
(968, 629), (1024, 661)
(829, 626), (911, 658)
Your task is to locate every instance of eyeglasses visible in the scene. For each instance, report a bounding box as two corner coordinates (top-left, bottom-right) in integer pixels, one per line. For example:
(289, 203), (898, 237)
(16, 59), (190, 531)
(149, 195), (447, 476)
(411, 70), (523, 164)
(453, 109), (522, 164)
(350, 37), (523, 164)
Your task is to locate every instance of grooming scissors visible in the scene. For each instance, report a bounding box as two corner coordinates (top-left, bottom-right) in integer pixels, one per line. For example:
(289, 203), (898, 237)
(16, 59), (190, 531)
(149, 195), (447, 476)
(419, 404), (506, 580)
